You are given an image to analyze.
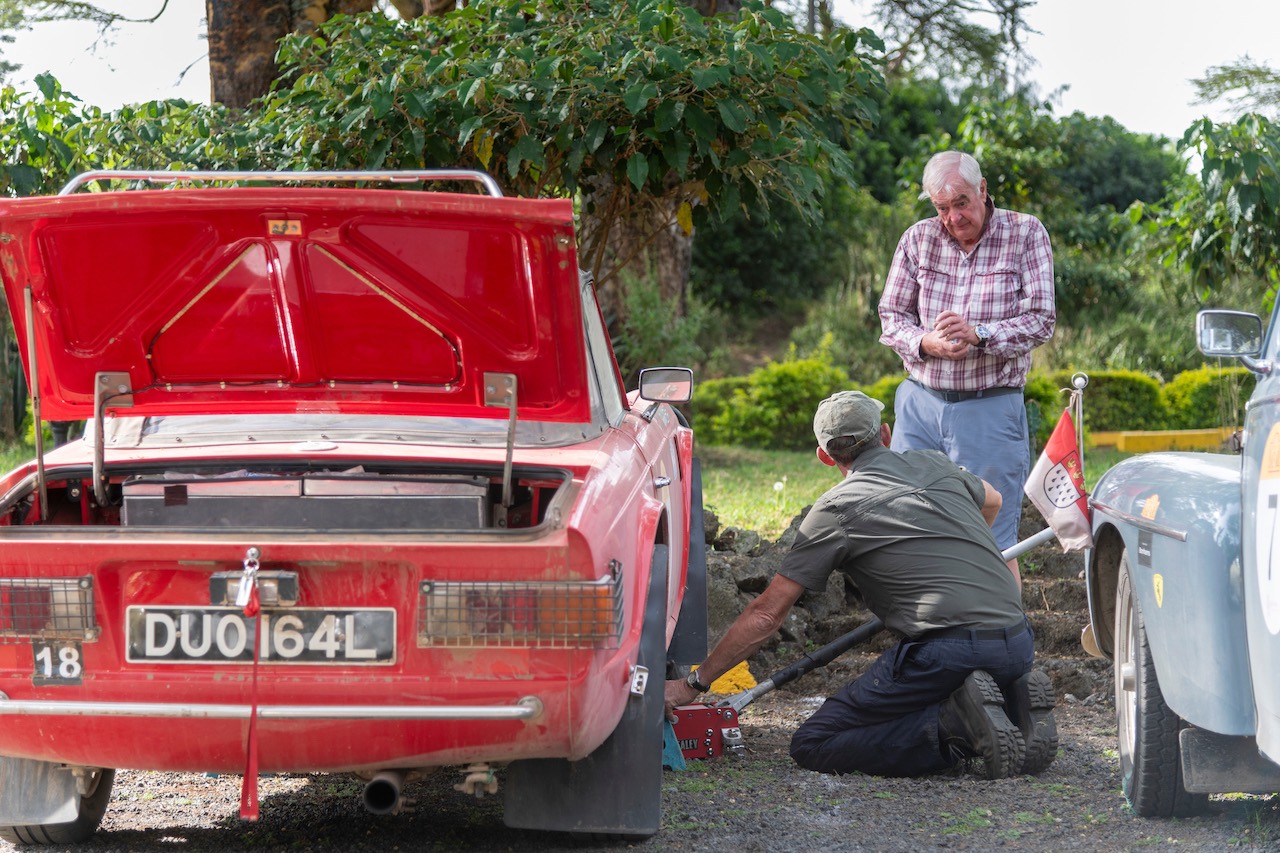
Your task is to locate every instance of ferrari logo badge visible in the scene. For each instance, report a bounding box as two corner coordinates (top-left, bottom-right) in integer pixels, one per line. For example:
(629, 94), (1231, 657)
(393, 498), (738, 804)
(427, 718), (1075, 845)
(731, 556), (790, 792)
(1153, 574), (1164, 608)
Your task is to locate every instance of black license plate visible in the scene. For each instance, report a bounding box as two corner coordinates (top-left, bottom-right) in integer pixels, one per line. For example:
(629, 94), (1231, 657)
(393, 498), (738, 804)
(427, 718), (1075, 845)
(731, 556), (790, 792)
(126, 607), (395, 665)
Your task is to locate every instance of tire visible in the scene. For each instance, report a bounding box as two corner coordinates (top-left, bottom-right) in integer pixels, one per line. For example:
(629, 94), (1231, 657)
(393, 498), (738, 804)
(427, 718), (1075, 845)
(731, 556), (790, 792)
(0, 767), (115, 845)
(1114, 550), (1207, 817)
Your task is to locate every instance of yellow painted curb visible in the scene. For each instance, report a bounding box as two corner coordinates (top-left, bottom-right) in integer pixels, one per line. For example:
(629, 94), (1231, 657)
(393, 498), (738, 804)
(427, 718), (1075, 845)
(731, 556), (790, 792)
(1087, 428), (1238, 452)
(1115, 427), (1239, 452)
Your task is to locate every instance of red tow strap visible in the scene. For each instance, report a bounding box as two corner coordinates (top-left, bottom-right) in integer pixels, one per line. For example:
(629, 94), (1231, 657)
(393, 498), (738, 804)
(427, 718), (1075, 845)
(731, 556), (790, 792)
(239, 585), (262, 821)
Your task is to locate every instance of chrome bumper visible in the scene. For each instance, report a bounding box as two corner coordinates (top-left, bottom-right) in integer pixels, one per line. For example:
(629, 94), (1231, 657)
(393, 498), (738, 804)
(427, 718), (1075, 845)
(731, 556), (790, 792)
(0, 694), (544, 721)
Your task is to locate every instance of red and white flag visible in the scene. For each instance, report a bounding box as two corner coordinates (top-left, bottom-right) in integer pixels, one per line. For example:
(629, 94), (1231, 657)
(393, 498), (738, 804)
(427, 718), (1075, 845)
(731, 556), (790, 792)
(1025, 408), (1093, 552)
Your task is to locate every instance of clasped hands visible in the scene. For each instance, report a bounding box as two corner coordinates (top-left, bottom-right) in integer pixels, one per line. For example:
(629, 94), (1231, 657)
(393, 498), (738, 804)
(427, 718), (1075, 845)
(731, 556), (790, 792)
(920, 310), (979, 360)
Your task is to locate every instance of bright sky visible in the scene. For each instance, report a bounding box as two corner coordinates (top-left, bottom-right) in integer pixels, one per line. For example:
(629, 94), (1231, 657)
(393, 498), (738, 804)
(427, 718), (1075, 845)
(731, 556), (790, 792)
(3, 1), (1279, 142)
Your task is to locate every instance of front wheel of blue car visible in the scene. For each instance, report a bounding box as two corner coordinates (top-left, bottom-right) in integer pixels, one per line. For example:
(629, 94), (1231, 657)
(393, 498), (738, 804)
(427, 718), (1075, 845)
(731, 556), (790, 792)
(1114, 550), (1207, 817)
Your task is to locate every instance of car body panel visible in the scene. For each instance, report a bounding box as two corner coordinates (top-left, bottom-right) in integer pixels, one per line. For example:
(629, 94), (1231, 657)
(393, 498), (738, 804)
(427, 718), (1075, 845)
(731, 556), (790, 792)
(1090, 452), (1254, 735)
(0, 187), (589, 422)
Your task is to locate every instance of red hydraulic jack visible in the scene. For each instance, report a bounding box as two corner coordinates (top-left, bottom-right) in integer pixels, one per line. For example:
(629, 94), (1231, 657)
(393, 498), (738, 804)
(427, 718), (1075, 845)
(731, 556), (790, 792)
(670, 527), (1055, 761)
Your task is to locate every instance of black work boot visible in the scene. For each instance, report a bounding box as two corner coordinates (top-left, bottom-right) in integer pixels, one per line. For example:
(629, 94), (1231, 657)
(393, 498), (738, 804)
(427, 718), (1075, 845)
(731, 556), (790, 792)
(937, 670), (1025, 780)
(1003, 669), (1059, 774)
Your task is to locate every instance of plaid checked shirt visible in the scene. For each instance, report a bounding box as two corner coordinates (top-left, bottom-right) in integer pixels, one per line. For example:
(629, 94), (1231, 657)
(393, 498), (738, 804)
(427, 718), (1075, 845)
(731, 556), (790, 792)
(878, 201), (1056, 392)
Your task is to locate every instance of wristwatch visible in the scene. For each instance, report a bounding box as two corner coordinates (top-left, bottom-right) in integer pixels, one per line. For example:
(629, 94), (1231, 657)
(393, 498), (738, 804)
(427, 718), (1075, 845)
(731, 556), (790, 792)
(974, 324), (992, 348)
(686, 669), (711, 692)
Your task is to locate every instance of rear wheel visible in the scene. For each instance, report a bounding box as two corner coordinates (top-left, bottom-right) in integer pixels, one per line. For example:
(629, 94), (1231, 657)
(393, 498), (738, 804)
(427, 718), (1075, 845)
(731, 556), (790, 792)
(0, 767), (114, 845)
(1114, 550), (1207, 816)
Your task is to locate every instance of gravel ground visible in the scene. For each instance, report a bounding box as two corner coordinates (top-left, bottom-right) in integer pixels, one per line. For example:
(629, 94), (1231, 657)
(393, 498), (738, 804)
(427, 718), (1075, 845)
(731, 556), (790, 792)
(7, 683), (1278, 853)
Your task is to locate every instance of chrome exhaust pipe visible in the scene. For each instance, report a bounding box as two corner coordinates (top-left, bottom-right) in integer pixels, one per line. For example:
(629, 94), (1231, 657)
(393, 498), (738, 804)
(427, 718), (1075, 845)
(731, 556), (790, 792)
(362, 769), (407, 815)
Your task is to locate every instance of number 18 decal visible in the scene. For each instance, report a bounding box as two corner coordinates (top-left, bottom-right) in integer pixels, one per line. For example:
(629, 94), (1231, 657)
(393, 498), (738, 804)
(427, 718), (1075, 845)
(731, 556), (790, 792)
(33, 642), (84, 685)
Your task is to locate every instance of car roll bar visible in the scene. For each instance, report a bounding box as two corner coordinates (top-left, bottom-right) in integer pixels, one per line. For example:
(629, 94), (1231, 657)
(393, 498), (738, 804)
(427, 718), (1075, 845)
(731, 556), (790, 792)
(59, 169), (504, 197)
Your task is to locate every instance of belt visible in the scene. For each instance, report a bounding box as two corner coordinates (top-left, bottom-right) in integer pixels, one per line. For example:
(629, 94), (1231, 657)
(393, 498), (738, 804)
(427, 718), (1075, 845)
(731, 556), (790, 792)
(917, 620), (1028, 642)
(910, 379), (1022, 404)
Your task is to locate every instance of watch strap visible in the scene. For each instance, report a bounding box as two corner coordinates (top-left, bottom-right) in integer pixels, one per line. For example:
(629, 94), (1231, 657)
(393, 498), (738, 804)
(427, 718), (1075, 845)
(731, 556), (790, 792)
(686, 670), (710, 692)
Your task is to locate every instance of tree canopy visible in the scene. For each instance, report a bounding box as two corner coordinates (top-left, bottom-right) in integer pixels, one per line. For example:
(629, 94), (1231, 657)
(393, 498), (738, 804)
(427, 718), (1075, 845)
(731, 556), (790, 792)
(2, 0), (885, 297)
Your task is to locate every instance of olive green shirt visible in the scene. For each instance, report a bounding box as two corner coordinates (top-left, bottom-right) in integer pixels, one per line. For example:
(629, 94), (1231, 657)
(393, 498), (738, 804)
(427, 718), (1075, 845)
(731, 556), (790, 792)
(778, 445), (1023, 639)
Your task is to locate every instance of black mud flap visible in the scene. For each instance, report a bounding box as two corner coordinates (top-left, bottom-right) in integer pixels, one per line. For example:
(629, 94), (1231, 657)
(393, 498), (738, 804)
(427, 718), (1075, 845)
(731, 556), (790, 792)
(502, 545), (669, 838)
(667, 459), (708, 667)
(1180, 727), (1280, 794)
(0, 756), (82, 825)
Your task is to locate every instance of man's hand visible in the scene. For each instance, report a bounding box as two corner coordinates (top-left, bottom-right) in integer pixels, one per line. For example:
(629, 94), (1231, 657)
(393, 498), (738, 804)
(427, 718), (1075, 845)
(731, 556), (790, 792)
(933, 310), (979, 343)
(665, 678), (700, 721)
(922, 310), (978, 360)
(920, 328), (971, 360)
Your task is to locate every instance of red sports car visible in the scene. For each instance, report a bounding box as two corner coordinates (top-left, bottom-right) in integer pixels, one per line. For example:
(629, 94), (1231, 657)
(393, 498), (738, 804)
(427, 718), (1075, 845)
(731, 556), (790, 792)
(0, 170), (705, 843)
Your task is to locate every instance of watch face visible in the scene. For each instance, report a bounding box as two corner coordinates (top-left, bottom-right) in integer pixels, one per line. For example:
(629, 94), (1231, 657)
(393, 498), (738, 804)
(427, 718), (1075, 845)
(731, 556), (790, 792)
(977, 324), (991, 340)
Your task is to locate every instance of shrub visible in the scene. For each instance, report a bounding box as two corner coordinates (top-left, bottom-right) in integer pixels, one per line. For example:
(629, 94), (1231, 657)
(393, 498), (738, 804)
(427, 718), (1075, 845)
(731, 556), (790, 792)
(609, 270), (710, 387)
(1161, 364), (1255, 429)
(691, 348), (852, 450)
(1023, 372), (1067, 452)
(860, 374), (905, 430)
(1049, 368), (1166, 431)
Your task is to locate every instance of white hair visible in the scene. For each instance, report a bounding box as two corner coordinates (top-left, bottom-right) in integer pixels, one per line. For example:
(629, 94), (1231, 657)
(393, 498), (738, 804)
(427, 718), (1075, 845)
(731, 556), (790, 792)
(918, 151), (984, 201)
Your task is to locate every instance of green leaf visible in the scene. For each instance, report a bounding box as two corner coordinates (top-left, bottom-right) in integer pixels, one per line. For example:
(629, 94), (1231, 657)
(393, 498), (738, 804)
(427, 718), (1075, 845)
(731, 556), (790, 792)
(624, 82), (659, 115)
(339, 105), (371, 135)
(627, 152), (649, 190)
(457, 116), (485, 147)
(654, 99), (684, 133)
(367, 136), (392, 169)
(692, 65), (730, 91)
(716, 99), (749, 134)
(663, 131), (691, 176)
(460, 78), (486, 107)
(654, 45), (688, 73)
(585, 119), (608, 153)
(684, 104), (716, 141)
(509, 133), (545, 179)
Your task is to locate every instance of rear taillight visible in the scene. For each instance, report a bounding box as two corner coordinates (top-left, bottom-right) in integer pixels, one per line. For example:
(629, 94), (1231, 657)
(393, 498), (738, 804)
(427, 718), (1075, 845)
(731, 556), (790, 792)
(417, 567), (622, 649)
(0, 578), (98, 642)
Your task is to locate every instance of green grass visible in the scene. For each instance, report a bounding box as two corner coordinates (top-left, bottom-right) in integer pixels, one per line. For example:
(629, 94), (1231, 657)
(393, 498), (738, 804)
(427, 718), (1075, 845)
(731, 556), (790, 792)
(699, 446), (840, 540)
(0, 440), (34, 471)
(700, 443), (1135, 541)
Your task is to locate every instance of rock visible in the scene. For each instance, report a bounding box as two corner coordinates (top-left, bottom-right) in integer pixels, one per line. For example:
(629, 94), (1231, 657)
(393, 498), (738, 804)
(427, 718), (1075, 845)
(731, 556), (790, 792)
(701, 507), (720, 545)
(718, 525), (764, 556)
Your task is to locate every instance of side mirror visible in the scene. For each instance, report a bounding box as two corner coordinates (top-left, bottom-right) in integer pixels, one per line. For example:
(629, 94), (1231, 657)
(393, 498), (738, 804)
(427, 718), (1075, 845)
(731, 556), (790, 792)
(638, 367), (693, 404)
(1197, 309), (1263, 358)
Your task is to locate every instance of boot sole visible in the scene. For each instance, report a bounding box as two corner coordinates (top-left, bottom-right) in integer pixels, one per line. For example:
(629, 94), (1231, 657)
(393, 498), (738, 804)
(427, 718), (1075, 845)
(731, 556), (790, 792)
(955, 670), (1025, 780)
(1007, 670), (1059, 775)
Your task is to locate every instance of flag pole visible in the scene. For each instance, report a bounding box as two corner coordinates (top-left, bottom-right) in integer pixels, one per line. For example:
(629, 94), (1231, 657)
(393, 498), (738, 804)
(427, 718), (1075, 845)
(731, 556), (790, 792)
(1070, 372), (1089, 485)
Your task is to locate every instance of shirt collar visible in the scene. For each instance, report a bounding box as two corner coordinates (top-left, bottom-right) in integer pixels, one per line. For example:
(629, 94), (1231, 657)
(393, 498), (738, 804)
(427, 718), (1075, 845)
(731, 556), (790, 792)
(847, 443), (891, 474)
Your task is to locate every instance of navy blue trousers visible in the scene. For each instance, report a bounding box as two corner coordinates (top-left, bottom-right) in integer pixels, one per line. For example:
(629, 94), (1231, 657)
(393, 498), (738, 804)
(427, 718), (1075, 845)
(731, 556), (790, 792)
(789, 625), (1034, 777)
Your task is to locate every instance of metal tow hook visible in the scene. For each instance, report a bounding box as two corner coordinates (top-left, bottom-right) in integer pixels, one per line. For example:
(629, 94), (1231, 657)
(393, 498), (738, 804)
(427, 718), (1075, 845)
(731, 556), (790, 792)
(236, 547), (261, 615)
(454, 763), (499, 798)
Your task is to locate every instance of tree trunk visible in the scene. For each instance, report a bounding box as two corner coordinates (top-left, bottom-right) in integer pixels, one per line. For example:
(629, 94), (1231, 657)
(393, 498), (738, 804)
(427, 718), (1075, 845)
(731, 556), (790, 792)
(206, 0), (375, 108)
(585, 196), (692, 325)
(0, 318), (19, 443)
(205, 0), (289, 109)
(388, 0), (426, 16)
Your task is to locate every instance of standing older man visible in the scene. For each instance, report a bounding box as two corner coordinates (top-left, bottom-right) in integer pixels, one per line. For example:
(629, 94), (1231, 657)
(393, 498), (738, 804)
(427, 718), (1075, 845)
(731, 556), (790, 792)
(878, 151), (1056, 583)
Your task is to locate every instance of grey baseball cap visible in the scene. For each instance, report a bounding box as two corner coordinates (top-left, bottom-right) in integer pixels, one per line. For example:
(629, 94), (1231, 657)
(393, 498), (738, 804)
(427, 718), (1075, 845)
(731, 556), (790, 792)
(813, 390), (885, 452)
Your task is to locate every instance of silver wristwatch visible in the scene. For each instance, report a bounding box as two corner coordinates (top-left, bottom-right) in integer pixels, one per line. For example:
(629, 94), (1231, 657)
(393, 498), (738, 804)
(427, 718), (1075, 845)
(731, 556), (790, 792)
(975, 324), (992, 347)
(686, 670), (710, 692)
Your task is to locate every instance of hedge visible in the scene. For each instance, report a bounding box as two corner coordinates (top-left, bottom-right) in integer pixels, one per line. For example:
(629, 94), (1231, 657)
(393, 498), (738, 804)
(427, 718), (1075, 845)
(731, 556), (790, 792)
(694, 362), (1255, 450)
